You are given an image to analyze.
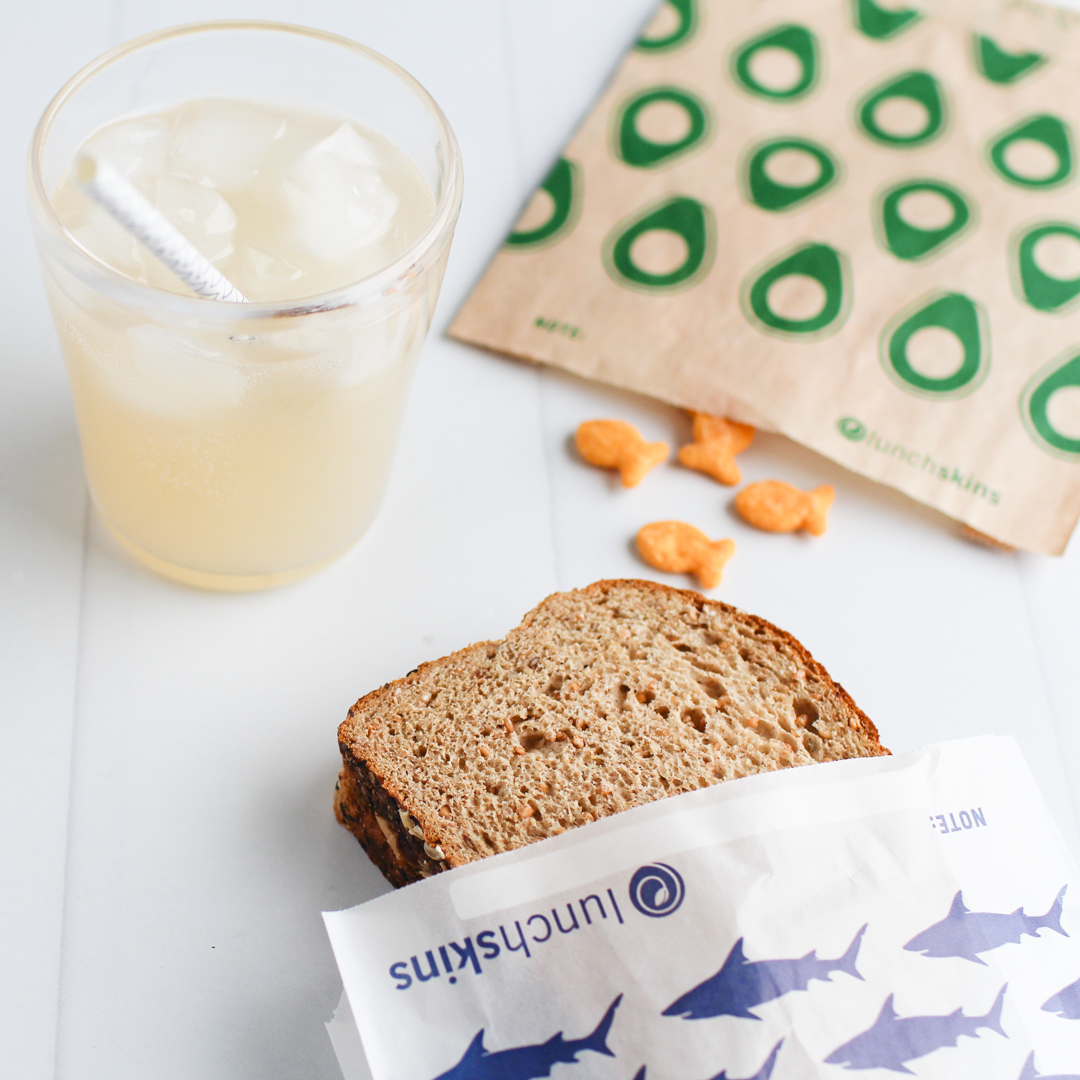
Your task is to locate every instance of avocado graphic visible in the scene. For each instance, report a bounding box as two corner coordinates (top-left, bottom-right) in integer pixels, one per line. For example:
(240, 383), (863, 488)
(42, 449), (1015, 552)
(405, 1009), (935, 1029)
(857, 71), (946, 148)
(974, 34), (1046, 85)
(1013, 222), (1080, 313)
(881, 292), (988, 399)
(732, 25), (819, 102)
(853, 0), (923, 41)
(742, 242), (849, 338)
(615, 87), (711, 168)
(877, 180), (974, 261)
(1022, 348), (1080, 459)
(989, 115), (1073, 189)
(636, 0), (698, 53)
(603, 196), (715, 293)
(744, 138), (840, 212)
(506, 158), (580, 250)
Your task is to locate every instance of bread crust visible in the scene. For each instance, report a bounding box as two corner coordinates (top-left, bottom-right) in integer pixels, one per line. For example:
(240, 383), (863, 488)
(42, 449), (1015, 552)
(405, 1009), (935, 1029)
(337, 580), (885, 887)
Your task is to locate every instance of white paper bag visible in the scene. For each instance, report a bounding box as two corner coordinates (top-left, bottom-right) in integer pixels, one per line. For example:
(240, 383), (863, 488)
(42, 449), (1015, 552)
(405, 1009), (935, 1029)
(324, 737), (1080, 1079)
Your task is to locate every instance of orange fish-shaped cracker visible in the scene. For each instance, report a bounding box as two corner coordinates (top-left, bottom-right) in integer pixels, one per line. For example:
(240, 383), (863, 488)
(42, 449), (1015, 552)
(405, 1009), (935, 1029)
(735, 481), (835, 536)
(678, 413), (755, 486)
(576, 420), (669, 487)
(637, 521), (735, 589)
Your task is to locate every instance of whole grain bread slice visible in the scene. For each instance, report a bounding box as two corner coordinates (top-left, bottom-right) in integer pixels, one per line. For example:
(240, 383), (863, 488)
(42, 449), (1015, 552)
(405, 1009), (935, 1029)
(336, 579), (886, 887)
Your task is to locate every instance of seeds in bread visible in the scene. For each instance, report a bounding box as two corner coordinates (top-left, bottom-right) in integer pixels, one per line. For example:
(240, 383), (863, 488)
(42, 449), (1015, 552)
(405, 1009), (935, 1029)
(335, 579), (886, 886)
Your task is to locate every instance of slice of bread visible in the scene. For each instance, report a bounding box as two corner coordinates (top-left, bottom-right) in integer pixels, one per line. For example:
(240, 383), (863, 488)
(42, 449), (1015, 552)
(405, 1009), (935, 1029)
(336, 579), (886, 887)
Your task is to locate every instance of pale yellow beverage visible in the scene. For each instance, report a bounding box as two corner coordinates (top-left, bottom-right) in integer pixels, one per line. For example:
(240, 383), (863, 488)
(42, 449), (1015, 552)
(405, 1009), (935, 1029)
(42, 96), (447, 590)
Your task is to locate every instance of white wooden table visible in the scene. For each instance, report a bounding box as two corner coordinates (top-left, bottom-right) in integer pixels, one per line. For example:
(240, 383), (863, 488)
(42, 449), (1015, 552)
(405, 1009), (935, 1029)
(3, 2), (1079, 1078)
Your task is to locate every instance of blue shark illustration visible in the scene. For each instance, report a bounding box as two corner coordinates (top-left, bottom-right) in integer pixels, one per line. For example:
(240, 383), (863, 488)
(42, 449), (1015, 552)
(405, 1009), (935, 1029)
(431, 994), (621, 1080)
(705, 1039), (784, 1080)
(1042, 974), (1080, 1019)
(904, 886), (1068, 964)
(663, 925), (866, 1020)
(1018, 1051), (1080, 1080)
(629, 1041), (783, 1080)
(823, 983), (1007, 1073)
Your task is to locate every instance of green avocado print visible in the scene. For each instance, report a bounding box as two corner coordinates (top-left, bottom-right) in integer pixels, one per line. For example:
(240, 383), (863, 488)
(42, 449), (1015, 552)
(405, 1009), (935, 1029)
(989, 115), (1073, 189)
(974, 34), (1046, 84)
(857, 71), (946, 147)
(853, 0), (923, 40)
(636, 0), (698, 53)
(1013, 222), (1080, 313)
(744, 138), (840, 212)
(742, 242), (849, 338)
(877, 180), (973, 261)
(616, 87), (711, 168)
(506, 158), (580, 249)
(732, 24), (819, 102)
(882, 292), (988, 399)
(1022, 348), (1080, 459)
(604, 196), (715, 293)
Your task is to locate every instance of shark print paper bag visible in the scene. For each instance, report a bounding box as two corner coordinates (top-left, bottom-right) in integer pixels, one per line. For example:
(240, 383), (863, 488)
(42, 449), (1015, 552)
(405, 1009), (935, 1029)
(451, 0), (1080, 554)
(324, 737), (1080, 1080)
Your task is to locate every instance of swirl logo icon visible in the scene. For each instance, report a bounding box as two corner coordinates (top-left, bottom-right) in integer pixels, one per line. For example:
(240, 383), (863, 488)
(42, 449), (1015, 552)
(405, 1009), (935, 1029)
(628, 863), (685, 917)
(837, 417), (867, 442)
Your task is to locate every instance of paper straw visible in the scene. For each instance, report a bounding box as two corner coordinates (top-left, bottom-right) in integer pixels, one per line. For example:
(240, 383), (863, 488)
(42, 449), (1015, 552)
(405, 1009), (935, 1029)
(76, 153), (248, 303)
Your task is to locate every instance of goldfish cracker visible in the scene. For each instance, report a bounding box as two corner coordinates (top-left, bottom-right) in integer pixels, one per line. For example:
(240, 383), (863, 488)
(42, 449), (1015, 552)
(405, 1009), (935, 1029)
(960, 525), (1016, 553)
(636, 521), (735, 589)
(735, 481), (835, 536)
(575, 419), (668, 487)
(678, 413), (755, 486)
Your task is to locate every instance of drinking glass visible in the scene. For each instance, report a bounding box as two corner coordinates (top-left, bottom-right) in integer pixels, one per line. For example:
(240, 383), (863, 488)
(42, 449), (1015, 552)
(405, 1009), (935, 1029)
(28, 22), (463, 590)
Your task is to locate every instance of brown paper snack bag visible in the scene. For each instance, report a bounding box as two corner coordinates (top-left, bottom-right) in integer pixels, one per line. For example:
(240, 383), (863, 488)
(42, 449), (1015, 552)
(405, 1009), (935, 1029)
(451, 0), (1080, 554)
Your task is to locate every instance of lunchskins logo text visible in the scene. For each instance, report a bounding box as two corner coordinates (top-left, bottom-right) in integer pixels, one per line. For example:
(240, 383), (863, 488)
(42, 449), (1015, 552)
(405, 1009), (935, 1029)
(836, 416), (1001, 505)
(388, 862), (686, 991)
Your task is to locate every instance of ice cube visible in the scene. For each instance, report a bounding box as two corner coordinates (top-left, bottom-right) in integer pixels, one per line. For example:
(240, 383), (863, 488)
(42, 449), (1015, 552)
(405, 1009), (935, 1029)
(247, 246), (305, 286)
(167, 100), (285, 191)
(120, 325), (247, 418)
(68, 203), (150, 281)
(143, 176), (237, 262)
(84, 118), (169, 183)
(282, 123), (400, 263)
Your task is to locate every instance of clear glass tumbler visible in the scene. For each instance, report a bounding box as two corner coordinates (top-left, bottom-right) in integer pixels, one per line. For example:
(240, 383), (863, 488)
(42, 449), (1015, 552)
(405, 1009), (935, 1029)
(28, 22), (462, 591)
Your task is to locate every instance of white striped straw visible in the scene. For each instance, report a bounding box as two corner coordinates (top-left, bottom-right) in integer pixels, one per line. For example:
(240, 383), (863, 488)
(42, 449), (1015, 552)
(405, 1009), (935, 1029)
(76, 153), (248, 303)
